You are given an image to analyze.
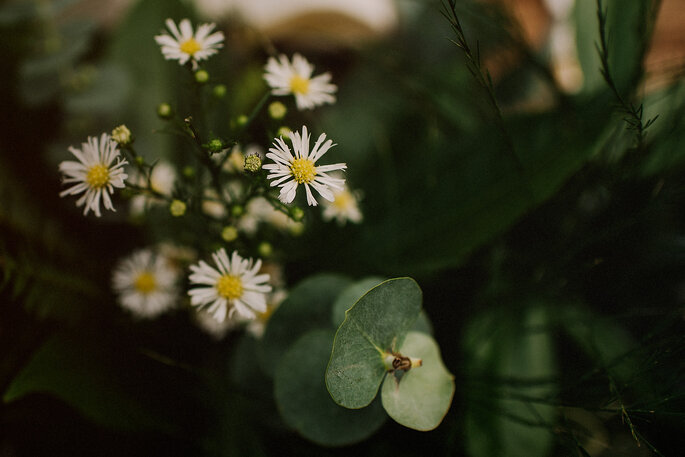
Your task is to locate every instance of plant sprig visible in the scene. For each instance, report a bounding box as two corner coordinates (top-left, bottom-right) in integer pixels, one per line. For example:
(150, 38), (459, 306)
(596, 0), (659, 149)
(441, 0), (526, 179)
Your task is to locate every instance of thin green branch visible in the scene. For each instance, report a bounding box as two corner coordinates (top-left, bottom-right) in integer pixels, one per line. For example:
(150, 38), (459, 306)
(608, 375), (641, 447)
(242, 91), (271, 132)
(595, 0), (659, 149)
(441, 0), (526, 179)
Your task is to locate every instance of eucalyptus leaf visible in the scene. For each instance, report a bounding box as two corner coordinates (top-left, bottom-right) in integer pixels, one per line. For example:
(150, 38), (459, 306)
(381, 331), (454, 431)
(260, 273), (352, 376)
(326, 278), (422, 409)
(331, 276), (385, 327)
(274, 329), (386, 446)
(412, 311), (434, 335)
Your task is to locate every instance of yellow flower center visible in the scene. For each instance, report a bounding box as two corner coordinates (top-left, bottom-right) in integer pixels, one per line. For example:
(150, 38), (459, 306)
(86, 164), (110, 189)
(180, 38), (202, 56)
(134, 271), (157, 294)
(216, 274), (243, 300)
(333, 191), (352, 209)
(289, 75), (310, 95)
(290, 158), (316, 184)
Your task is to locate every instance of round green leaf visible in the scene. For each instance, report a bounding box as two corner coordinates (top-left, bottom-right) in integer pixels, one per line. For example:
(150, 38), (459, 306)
(260, 273), (352, 376)
(326, 277), (422, 409)
(381, 331), (454, 431)
(331, 276), (386, 326)
(275, 329), (386, 446)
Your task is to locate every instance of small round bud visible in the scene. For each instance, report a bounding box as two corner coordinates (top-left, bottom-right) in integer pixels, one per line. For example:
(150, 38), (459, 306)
(244, 154), (262, 172)
(182, 166), (195, 178)
(231, 205), (244, 217)
(290, 206), (304, 222)
(268, 101), (287, 120)
(236, 115), (248, 126)
(258, 241), (273, 258)
(111, 124), (132, 146)
(194, 69), (209, 84)
(213, 84), (227, 98)
(207, 138), (224, 153)
(221, 226), (239, 242)
(135, 156), (144, 166)
(277, 126), (291, 138)
(289, 222), (305, 237)
(157, 103), (173, 120)
(170, 199), (186, 217)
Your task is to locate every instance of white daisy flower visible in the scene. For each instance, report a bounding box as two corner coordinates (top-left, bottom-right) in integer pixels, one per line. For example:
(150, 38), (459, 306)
(263, 53), (337, 110)
(322, 185), (363, 225)
(59, 133), (128, 217)
(112, 249), (180, 319)
(263, 125), (346, 206)
(154, 18), (224, 68)
(188, 249), (271, 323)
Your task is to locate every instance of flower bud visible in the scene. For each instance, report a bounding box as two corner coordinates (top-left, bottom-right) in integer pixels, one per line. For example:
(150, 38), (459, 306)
(170, 199), (186, 217)
(194, 69), (209, 84)
(277, 126), (291, 138)
(213, 84), (227, 98)
(231, 205), (244, 217)
(111, 124), (133, 146)
(290, 206), (304, 222)
(207, 138), (224, 153)
(258, 241), (273, 258)
(221, 226), (238, 242)
(244, 154), (262, 172)
(268, 101), (287, 120)
(157, 103), (173, 120)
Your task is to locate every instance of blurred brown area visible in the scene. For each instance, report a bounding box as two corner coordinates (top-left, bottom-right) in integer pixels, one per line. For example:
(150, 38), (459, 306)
(40, 0), (685, 93)
(262, 12), (392, 51)
(645, 0), (685, 89)
(502, 0), (685, 91)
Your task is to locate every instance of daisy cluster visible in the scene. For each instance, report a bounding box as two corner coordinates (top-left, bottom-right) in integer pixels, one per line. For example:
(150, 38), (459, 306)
(56, 18), (363, 336)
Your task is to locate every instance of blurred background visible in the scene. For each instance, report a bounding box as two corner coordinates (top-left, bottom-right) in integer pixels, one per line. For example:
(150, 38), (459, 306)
(1, 0), (685, 455)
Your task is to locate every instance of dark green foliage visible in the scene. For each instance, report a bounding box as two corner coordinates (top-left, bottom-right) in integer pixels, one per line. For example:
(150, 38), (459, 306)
(2, 0), (684, 455)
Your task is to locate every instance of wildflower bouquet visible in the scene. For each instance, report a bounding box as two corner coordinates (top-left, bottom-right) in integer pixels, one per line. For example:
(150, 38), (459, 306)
(2, 0), (685, 456)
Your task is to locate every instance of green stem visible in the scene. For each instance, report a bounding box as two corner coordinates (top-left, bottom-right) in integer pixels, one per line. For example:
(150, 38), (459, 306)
(242, 91), (271, 131)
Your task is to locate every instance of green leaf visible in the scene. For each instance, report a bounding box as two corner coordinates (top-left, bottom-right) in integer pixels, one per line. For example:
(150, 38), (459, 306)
(641, 80), (685, 175)
(3, 332), (170, 432)
(412, 311), (434, 335)
(464, 306), (558, 457)
(274, 329), (386, 446)
(326, 278), (422, 409)
(260, 273), (352, 376)
(574, 0), (652, 95)
(331, 276), (385, 327)
(558, 304), (635, 382)
(381, 331), (454, 431)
